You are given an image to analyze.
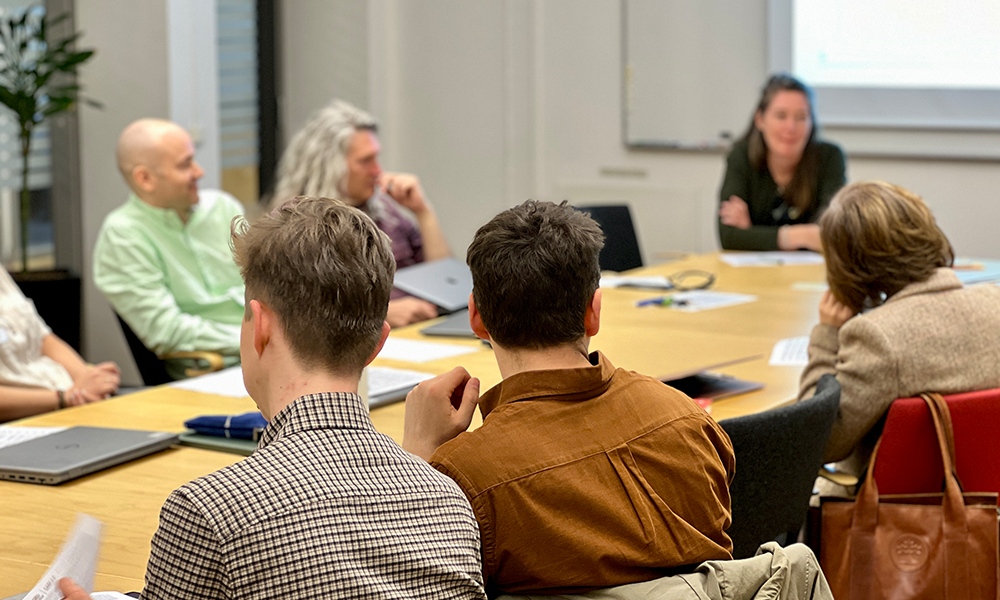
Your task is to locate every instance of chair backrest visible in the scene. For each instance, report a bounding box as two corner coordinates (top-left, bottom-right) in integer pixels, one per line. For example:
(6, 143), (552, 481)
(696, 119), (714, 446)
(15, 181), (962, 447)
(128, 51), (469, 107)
(873, 388), (1000, 495)
(115, 314), (174, 386)
(718, 374), (841, 559)
(574, 205), (643, 272)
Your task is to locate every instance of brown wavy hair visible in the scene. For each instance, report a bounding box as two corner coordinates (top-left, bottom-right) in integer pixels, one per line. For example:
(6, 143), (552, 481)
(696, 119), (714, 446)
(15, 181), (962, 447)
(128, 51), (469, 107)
(820, 181), (954, 313)
(741, 74), (819, 215)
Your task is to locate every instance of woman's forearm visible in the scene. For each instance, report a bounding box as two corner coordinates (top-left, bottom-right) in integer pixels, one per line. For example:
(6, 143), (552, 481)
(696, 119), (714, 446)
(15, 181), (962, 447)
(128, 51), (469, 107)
(41, 334), (89, 381)
(0, 385), (60, 422)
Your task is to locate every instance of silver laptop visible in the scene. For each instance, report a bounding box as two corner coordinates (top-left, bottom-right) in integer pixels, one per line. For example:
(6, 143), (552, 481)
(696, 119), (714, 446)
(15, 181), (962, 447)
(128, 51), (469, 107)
(0, 426), (178, 485)
(420, 309), (477, 338)
(393, 257), (472, 313)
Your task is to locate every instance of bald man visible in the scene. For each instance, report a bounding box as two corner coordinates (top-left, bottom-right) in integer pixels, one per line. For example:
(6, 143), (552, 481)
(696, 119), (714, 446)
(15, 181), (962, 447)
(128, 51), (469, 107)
(94, 119), (245, 379)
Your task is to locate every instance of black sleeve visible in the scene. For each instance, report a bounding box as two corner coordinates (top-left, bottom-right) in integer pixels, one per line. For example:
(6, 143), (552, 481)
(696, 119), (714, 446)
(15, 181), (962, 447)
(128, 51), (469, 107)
(718, 144), (781, 251)
(813, 142), (847, 218)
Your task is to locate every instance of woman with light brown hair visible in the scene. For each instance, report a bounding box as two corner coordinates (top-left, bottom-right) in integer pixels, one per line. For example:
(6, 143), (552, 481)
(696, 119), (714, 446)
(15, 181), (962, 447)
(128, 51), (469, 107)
(798, 181), (1000, 488)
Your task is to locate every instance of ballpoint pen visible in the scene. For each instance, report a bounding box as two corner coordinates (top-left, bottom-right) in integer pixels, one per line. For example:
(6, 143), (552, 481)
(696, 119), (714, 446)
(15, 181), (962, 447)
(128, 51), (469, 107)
(636, 296), (689, 307)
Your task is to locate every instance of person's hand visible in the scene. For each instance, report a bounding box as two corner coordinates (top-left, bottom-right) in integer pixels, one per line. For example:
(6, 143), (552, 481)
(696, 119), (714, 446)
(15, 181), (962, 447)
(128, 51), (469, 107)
(403, 367), (480, 461)
(58, 578), (93, 600)
(70, 363), (121, 404)
(387, 297), (438, 327)
(778, 224), (823, 252)
(379, 172), (430, 215)
(818, 290), (855, 328)
(719, 195), (752, 229)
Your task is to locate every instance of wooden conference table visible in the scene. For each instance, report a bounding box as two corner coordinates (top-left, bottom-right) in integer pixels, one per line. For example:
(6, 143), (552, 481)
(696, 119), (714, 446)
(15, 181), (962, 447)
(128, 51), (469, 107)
(0, 253), (826, 596)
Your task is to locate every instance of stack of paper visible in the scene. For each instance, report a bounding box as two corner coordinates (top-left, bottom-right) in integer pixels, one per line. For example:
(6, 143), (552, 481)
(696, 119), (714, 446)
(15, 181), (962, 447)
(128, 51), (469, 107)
(720, 252), (824, 267)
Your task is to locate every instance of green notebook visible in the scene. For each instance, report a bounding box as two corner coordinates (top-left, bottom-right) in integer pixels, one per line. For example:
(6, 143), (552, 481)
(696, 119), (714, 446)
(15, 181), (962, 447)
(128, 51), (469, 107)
(178, 431), (258, 456)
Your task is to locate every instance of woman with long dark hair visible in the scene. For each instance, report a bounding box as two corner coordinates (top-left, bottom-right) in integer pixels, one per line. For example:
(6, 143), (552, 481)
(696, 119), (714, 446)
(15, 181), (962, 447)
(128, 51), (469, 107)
(718, 74), (846, 251)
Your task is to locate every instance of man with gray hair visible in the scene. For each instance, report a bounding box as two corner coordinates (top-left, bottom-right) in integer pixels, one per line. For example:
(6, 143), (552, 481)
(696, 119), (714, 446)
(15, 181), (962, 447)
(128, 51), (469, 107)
(271, 99), (450, 327)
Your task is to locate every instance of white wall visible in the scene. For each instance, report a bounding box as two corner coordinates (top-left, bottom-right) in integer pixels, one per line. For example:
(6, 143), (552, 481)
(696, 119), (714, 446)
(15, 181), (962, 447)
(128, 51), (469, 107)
(167, 0), (221, 190)
(283, 0), (1000, 261)
(280, 1), (369, 143)
(77, 0), (171, 384)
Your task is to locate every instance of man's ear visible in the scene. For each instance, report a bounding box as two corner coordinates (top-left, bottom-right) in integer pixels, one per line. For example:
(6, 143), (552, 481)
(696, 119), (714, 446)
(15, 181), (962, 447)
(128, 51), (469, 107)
(364, 321), (391, 366)
(469, 294), (491, 341)
(250, 299), (272, 357)
(132, 165), (155, 194)
(584, 288), (602, 337)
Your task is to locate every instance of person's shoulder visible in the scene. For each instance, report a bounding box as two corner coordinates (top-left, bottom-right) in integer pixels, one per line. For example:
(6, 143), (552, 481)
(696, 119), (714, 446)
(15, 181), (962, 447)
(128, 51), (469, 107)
(98, 196), (143, 231)
(198, 189), (245, 217)
(726, 137), (751, 160)
(94, 198), (154, 255)
(968, 281), (1000, 300)
(616, 367), (708, 413)
(814, 139), (845, 160)
(165, 450), (276, 536)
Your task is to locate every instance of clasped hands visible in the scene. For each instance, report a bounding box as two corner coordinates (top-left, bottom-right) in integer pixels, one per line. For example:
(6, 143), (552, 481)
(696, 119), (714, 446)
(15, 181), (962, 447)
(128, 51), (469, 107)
(65, 362), (121, 406)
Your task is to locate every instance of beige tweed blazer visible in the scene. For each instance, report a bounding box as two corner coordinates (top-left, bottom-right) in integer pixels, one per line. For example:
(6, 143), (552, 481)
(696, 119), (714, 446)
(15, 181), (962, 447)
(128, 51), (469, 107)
(799, 268), (1000, 478)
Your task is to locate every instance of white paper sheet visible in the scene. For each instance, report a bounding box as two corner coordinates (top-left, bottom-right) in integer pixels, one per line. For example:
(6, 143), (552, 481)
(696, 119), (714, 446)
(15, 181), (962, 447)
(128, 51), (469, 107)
(169, 366), (248, 397)
(368, 366), (434, 398)
(0, 426), (66, 450)
(377, 337), (479, 363)
(600, 275), (673, 289)
(769, 336), (810, 367)
(24, 514), (102, 600)
(638, 290), (757, 313)
(790, 281), (829, 292)
(168, 364), (437, 405)
(720, 252), (825, 267)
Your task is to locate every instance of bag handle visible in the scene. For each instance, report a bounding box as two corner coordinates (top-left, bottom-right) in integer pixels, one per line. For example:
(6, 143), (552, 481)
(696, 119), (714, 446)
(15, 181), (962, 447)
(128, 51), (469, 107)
(927, 392), (965, 491)
(923, 393), (971, 600)
(848, 392), (970, 599)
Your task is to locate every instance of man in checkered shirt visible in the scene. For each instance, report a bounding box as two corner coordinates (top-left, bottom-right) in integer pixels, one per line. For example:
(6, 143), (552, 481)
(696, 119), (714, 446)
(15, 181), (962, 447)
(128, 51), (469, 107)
(60, 197), (486, 600)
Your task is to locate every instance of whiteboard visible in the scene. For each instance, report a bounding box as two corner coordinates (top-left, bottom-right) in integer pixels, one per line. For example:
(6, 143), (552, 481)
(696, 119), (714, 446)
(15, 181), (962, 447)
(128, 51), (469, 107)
(622, 0), (767, 150)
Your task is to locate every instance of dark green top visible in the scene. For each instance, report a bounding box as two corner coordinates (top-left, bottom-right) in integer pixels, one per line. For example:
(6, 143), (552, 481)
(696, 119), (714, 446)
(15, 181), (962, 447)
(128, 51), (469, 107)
(718, 138), (846, 251)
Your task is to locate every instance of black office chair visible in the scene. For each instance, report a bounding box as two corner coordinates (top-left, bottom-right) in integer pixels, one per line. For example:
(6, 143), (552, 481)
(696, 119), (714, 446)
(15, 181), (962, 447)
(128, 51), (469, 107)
(718, 374), (841, 559)
(574, 204), (643, 272)
(116, 314), (225, 385)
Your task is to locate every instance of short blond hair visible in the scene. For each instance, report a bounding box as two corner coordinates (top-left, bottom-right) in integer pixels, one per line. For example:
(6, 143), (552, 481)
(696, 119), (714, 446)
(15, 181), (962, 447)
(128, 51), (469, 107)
(232, 196), (395, 375)
(821, 181), (953, 313)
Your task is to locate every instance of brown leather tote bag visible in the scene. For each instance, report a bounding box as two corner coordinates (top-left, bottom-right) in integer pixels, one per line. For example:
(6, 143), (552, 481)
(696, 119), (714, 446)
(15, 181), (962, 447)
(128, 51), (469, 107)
(821, 393), (999, 600)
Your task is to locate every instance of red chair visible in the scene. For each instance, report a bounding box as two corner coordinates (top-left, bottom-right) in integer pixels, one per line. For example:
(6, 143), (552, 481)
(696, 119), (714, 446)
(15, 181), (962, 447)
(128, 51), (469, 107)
(873, 388), (1000, 495)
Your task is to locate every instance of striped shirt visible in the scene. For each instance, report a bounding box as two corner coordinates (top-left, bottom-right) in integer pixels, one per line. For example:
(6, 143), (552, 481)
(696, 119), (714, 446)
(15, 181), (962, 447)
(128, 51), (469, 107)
(142, 392), (486, 599)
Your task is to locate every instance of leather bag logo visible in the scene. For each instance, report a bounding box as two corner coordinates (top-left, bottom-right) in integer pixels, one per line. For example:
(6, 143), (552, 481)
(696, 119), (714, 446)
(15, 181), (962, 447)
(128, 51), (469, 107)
(891, 534), (929, 572)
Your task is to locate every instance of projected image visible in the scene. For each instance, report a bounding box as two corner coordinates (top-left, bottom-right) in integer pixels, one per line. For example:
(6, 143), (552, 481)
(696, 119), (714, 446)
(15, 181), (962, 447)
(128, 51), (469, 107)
(793, 0), (1000, 89)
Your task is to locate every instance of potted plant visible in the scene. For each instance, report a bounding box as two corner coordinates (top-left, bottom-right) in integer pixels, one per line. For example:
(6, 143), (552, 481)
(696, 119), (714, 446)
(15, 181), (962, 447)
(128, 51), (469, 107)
(0, 5), (95, 273)
(0, 5), (96, 350)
